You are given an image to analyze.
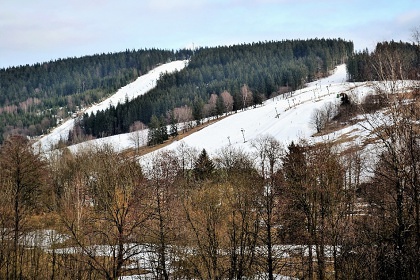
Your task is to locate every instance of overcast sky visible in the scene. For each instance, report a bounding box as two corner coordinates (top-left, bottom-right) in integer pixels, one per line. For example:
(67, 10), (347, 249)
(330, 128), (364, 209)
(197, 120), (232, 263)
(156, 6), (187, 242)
(1, 0), (419, 69)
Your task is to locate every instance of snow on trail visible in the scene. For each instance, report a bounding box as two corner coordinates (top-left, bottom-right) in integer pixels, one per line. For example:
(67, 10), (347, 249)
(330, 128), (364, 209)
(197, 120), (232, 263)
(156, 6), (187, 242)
(34, 60), (187, 152)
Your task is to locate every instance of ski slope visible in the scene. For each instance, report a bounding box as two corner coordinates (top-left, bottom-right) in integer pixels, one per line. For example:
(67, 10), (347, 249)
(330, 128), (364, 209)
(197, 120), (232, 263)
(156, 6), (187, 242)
(155, 64), (374, 157)
(34, 60), (188, 152)
(38, 61), (380, 157)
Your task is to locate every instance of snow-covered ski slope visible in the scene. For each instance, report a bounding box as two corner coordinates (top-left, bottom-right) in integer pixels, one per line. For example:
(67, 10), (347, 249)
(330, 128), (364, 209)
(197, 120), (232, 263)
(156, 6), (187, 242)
(156, 64), (375, 156)
(39, 60), (382, 156)
(34, 60), (188, 152)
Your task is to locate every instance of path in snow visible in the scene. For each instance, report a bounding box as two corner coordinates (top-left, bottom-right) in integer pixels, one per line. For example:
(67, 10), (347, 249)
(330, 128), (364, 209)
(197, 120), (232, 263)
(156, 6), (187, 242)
(34, 60), (188, 152)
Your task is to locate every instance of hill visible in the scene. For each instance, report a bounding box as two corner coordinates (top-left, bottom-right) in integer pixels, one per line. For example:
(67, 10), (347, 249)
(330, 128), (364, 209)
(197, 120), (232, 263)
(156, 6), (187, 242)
(3, 39), (420, 280)
(34, 60), (188, 152)
(76, 39), (353, 140)
(64, 63), (351, 153)
(63, 63), (374, 154)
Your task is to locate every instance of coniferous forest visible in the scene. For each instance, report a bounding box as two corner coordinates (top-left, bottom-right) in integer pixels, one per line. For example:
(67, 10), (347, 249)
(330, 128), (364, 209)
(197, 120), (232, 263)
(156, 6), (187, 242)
(347, 41), (419, 82)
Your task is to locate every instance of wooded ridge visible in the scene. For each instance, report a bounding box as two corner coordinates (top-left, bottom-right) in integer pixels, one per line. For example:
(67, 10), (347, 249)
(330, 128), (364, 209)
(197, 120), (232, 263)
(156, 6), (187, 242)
(79, 39), (353, 141)
(0, 39), (352, 145)
(0, 48), (191, 143)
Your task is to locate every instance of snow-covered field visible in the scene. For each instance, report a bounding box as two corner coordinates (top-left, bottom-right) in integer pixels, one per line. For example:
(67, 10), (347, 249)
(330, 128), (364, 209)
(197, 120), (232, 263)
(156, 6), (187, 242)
(35, 60), (393, 159)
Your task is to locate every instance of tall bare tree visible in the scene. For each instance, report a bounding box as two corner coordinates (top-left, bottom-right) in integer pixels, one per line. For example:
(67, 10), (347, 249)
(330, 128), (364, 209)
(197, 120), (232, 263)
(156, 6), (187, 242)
(241, 84), (253, 110)
(251, 135), (286, 280)
(143, 150), (182, 280)
(0, 135), (47, 279)
(220, 90), (234, 114)
(181, 180), (229, 280)
(129, 121), (147, 154)
(224, 159), (262, 279)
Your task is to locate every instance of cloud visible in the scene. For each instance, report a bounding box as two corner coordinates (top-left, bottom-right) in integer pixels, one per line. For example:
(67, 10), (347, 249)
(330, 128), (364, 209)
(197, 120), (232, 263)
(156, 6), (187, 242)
(396, 10), (420, 27)
(0, 0), (419, 68)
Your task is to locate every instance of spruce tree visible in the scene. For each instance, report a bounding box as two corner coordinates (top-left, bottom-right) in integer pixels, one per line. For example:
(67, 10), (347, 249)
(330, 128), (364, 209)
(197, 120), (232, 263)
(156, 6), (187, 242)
(169, 111), (178, 137)
(216, 95), (225, 117)
(159, 115), (169, 142)
(194, 149), (214, 181)
(147, 114), (160, 146)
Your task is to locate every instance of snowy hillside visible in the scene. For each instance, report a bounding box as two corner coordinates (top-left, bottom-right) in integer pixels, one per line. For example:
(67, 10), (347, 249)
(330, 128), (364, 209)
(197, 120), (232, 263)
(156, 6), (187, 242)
(145, 64), (376, 157)
(163, 65), (352, 153)
(38, 61), (382, 158)
(34, 60), (188, 152)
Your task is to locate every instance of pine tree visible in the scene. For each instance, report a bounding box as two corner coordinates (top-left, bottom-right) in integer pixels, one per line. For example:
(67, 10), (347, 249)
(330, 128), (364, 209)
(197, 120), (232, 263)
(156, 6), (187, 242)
(147, 114), (161, 146)
(216, 94), (225, 117)
(193, 98), (204, 125)
(194, 149), (214, 181)
(159, 115), (169, 142)
(168, 111), (178, 137)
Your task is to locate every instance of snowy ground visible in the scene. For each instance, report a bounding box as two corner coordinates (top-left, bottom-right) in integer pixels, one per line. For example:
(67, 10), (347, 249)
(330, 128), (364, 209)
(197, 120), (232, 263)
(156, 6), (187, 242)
(143, 64), (377, 159)
(37, 60), (398, 161)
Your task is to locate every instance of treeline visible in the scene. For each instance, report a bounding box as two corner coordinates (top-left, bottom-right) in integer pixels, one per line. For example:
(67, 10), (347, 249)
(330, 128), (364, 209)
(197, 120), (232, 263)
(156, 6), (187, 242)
(79, 39), (353, 139)
(0, 48), (191, 143)
(347, 40), (419, 82)
(1, 105), (419, 280)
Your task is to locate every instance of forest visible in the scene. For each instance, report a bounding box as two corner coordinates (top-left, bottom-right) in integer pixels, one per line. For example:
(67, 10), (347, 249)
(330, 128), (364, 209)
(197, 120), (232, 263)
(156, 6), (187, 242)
(0, 48), (192, 144)
(78, 39), (353, 142)
(346, 40), (419, 82)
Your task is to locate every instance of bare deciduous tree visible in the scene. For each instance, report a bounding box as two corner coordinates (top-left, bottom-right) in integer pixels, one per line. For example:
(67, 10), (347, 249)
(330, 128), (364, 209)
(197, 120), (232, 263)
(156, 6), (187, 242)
(220, 90), (234, 114)
(181, 180), (229, 280)
(173, 105), (193, 132)
(310, 102), (338, 133)
(251, 135), (286, 279)
(310, 108), (327, 133)
(241, 84), (253, 110)
(129, 121), (147, 153)
(0, 135), (47, 279)
(143, 150), (181, 280)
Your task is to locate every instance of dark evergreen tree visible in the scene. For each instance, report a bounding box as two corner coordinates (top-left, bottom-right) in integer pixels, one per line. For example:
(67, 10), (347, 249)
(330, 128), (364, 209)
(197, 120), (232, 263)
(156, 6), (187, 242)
(159, 115), (169, 143)
(215, 95), (225, 117)
(193, 149), (214, 181)
(147, 114), (161, 146)
(192, 98), (204, 125)
(168, 111), (178, 137)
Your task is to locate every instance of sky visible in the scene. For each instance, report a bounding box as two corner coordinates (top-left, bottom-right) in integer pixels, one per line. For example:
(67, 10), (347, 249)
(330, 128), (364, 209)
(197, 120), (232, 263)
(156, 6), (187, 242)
(1, 0), (419, 69)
